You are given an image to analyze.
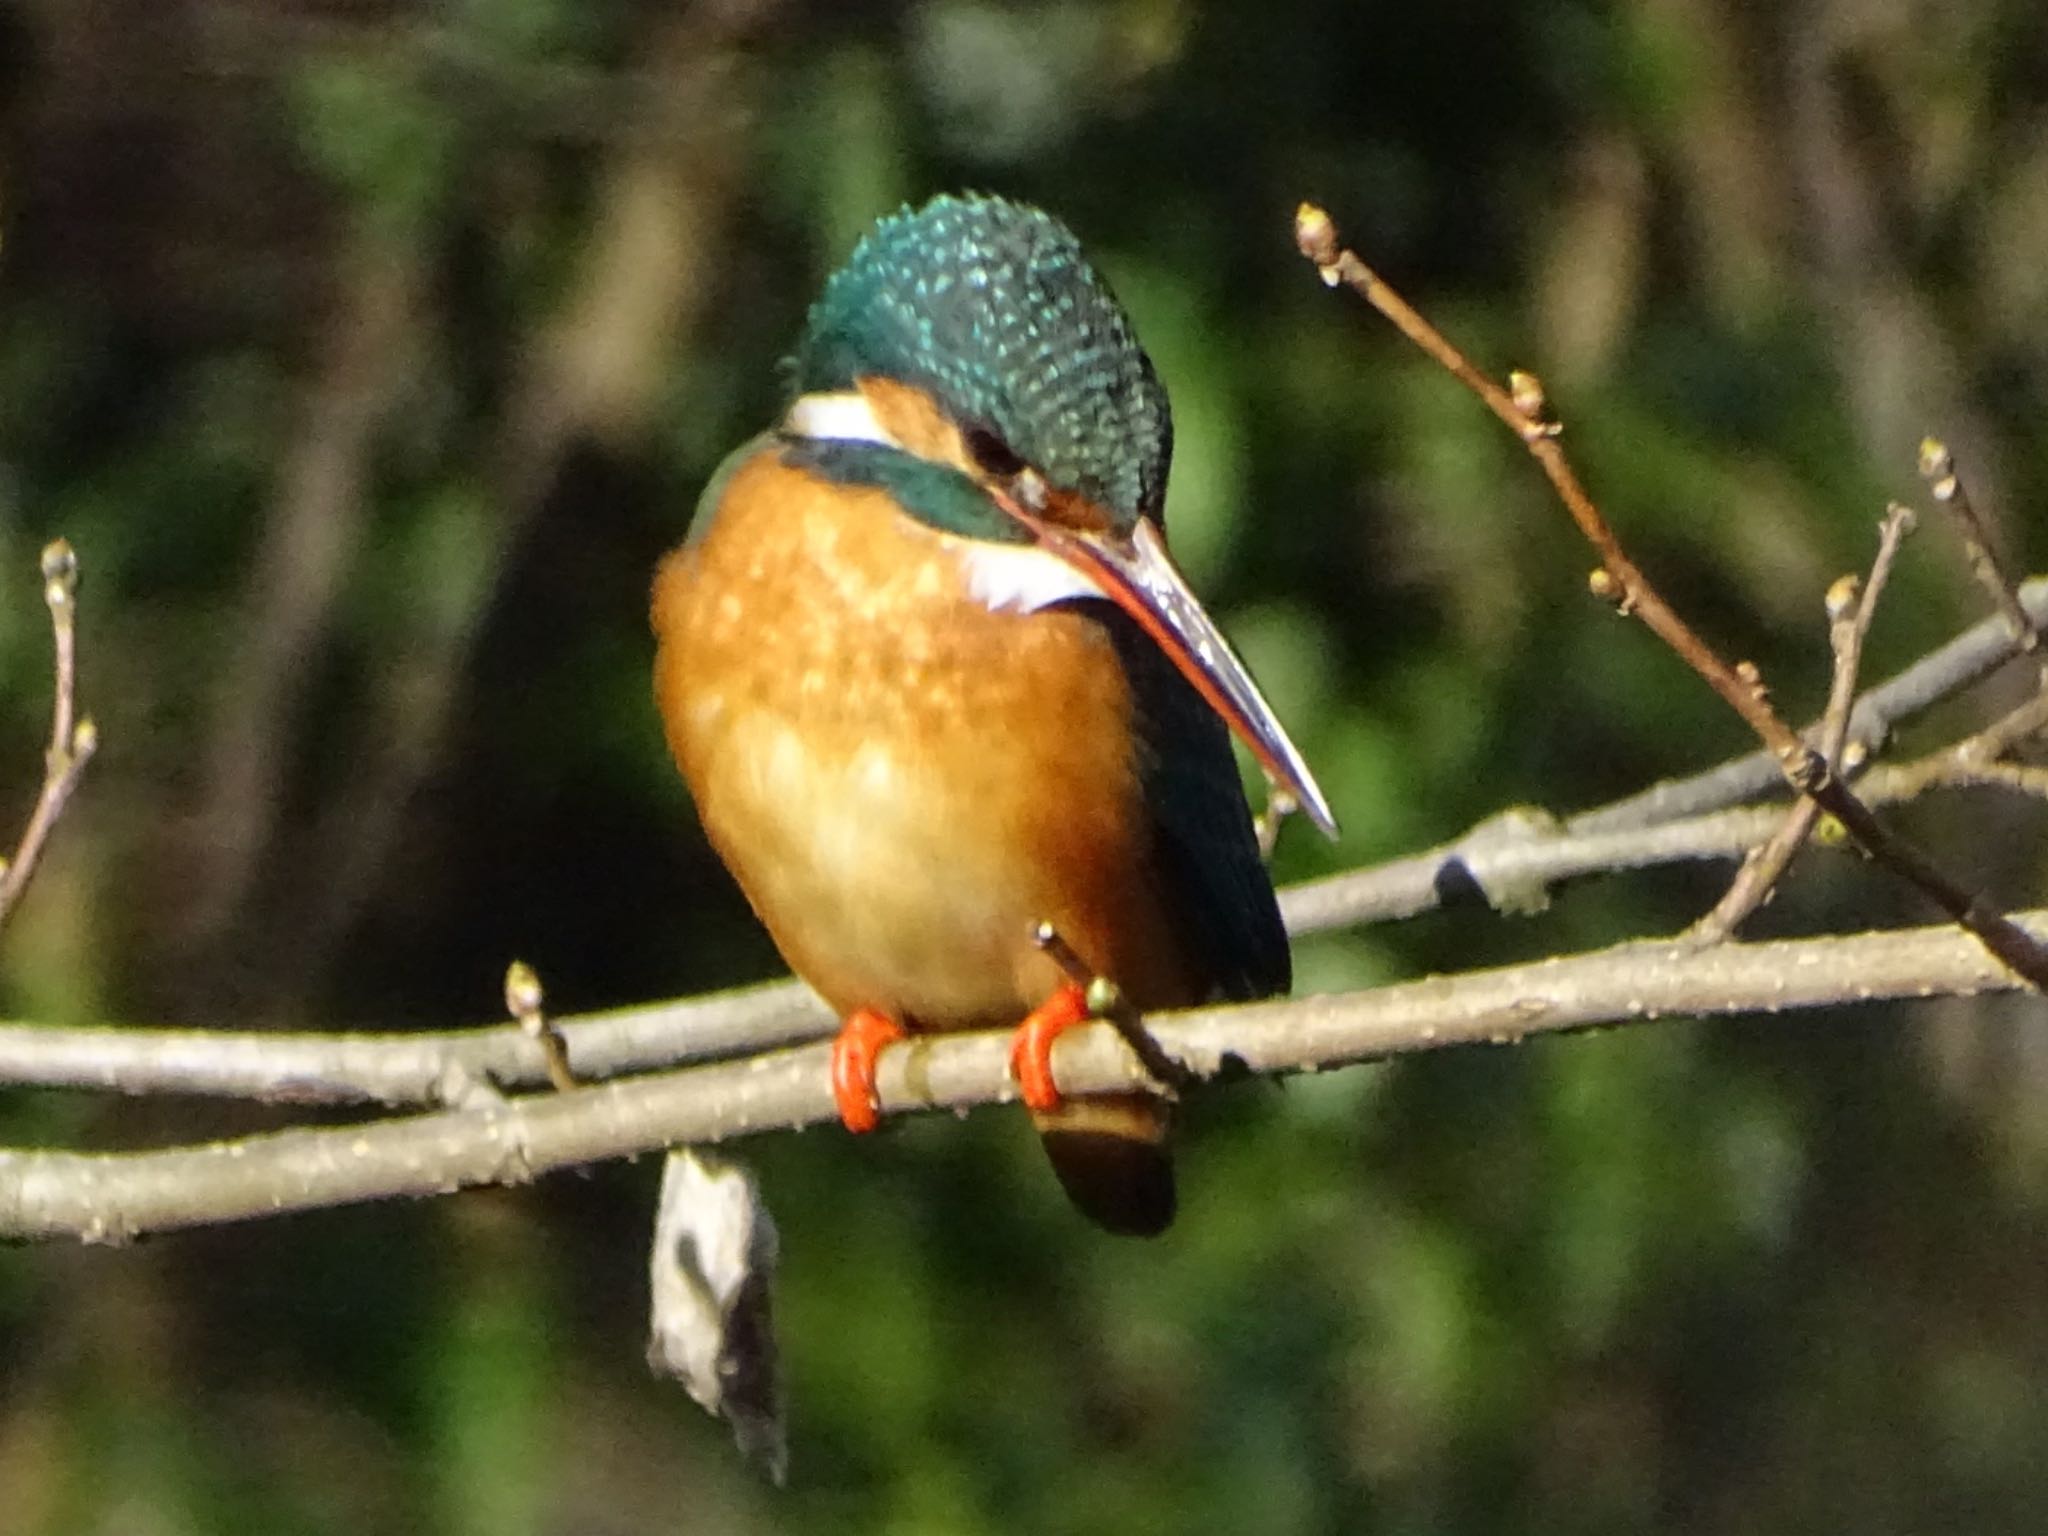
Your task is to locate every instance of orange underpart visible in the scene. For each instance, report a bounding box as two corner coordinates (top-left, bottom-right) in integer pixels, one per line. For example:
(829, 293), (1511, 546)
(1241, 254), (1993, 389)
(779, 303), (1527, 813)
(1007, 982), (1092, 1113)
(831, 1007), (908, 1134)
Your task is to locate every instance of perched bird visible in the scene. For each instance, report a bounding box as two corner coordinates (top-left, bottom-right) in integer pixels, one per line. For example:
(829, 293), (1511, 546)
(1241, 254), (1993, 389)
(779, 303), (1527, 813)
(653, 194), (1334, 1235)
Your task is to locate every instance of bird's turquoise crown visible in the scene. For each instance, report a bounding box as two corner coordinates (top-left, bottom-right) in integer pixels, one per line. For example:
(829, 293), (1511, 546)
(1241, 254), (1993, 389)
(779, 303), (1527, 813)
(788, 194), (1173, 531)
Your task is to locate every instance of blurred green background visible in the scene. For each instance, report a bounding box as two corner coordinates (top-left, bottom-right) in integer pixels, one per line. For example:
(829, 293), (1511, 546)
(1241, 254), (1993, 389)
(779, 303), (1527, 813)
(6, 1), (2048, 1531)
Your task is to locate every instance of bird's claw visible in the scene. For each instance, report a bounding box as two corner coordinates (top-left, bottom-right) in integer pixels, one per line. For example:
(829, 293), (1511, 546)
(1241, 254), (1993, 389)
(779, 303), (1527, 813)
(1007, 982), (1093, 1113)
(830, 1008), (908, 1133)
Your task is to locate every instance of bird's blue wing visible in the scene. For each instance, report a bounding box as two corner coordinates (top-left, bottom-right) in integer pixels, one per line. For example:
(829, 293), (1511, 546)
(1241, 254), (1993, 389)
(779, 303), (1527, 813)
(1086, 601), (1292, 1003)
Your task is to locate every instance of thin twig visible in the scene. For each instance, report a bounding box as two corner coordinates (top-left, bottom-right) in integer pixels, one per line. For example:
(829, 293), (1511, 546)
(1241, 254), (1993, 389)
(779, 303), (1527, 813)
(1818, 509), (1915, 768)
(505, 959), (577, 1092)
(1294, 205), (1799, 757)
(1862, 687), (2048, 799)
(1576, 577), (2048, 831)
(0, 541), (99, 931)
(1919, 436), (2046, 689)
(1294, 202), (2048, 991)
(1955, 691), (2048, 768)
(1032, 921), (1192, 1093)
(1690, 505), (1914, 941)
(1896, 761), (2048, 797)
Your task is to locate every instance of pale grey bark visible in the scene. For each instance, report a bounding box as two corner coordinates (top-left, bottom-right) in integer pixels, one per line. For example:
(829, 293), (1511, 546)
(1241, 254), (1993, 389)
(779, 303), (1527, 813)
(4, 913), (2038, 1242)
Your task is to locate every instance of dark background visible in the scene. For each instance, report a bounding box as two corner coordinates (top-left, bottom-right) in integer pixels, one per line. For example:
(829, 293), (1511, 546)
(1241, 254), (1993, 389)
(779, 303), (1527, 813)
(5, 1), (2048, 1531)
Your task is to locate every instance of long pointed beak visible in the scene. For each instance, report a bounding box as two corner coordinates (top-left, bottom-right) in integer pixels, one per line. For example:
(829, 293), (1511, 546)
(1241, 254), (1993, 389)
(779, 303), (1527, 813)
(1031, 514), (1339, 841)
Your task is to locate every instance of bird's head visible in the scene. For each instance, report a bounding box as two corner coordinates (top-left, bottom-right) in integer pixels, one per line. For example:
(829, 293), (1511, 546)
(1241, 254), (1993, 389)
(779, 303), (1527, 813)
(780, 194), (1335, 839)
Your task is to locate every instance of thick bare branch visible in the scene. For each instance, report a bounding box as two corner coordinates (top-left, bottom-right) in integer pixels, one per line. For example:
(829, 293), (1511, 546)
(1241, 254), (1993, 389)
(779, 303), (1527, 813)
(0, 979), (830, 1105)
(4, 912), (2041, 1243)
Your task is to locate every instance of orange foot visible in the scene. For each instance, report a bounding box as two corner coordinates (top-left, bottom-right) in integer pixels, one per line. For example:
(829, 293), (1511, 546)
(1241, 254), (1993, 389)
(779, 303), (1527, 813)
(830, 1008), (909, 1134)
(1007, 982), (1092, 1113)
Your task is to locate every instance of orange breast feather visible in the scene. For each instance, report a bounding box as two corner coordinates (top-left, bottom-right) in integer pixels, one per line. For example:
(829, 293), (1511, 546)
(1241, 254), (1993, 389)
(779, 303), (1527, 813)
(653, 445), (1202, 1029)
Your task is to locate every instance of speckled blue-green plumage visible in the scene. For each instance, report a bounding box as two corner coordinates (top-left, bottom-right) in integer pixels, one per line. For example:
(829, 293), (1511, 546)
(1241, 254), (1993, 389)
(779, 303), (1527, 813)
(790, 194), (1173, 528)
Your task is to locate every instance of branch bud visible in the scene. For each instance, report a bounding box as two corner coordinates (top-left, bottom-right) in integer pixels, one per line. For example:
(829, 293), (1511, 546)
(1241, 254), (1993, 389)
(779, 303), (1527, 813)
(1918, 436), (1958, 502)
(1509, 370), (1561, 438)
(1084, 976), (1125, 1019)
(504, 960), (545, 1029)
(1825, 574), (1861, 623)
(40, 539), (77, 611)
(1293, 202), (1339, 280)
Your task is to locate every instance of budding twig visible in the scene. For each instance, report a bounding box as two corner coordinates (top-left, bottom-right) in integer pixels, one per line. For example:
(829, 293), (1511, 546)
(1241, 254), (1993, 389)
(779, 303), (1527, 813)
(1254, 788), (1298, 861)
(1295, 202), (2048, 990)
(1575, 577), (2048, 832)
(1690, 504), (1914, 942)
(0, 540), (99, 932)
(1919, 437), (2046, 689)
(1031, 921), (1190, 1094)
(505, 959), (577, 1093)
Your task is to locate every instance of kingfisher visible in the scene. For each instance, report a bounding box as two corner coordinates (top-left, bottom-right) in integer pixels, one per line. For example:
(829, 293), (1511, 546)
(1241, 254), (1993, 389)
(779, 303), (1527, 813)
(653, 194), (1335, 1235)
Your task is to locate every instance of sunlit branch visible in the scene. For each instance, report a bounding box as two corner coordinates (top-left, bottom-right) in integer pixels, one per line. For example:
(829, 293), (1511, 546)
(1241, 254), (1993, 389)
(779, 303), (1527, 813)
(4, 911), (2041, 1242)
(1294, 201), (2048, 991)
(8, 658), (2048, 1111)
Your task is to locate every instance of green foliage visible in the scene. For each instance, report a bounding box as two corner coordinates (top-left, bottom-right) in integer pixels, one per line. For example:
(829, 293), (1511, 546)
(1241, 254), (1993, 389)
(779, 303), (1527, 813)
(291, 58), (459, 238)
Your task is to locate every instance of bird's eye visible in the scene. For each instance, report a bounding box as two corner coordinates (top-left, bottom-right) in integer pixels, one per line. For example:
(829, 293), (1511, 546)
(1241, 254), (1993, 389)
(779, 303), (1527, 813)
(962, 424), (1024, 479)
(1012, 466), (1049, 515)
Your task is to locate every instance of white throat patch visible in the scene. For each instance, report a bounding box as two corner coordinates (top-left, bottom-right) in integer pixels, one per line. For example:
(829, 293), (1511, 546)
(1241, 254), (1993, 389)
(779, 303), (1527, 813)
(784, 391), (1105, 615)
(956, 540), (1106, 614)
(783, 391), (898, 447)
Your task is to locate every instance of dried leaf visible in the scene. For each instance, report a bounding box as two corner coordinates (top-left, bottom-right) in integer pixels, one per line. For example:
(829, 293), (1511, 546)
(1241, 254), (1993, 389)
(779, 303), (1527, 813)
(646, 1148), (785, 1484)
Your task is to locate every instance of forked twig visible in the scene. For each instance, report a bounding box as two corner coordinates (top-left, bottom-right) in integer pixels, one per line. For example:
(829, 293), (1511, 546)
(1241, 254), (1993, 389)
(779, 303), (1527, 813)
(0, 541), (99, 931)
(1690, 505), (1914, 941)
(1576, 577), (2048, 832)
(1294, 202), (2048, 989)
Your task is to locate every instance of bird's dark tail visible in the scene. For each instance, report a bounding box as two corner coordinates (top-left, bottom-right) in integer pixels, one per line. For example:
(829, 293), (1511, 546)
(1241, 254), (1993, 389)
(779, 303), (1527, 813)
(1032, 1094), (1175, 1236)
